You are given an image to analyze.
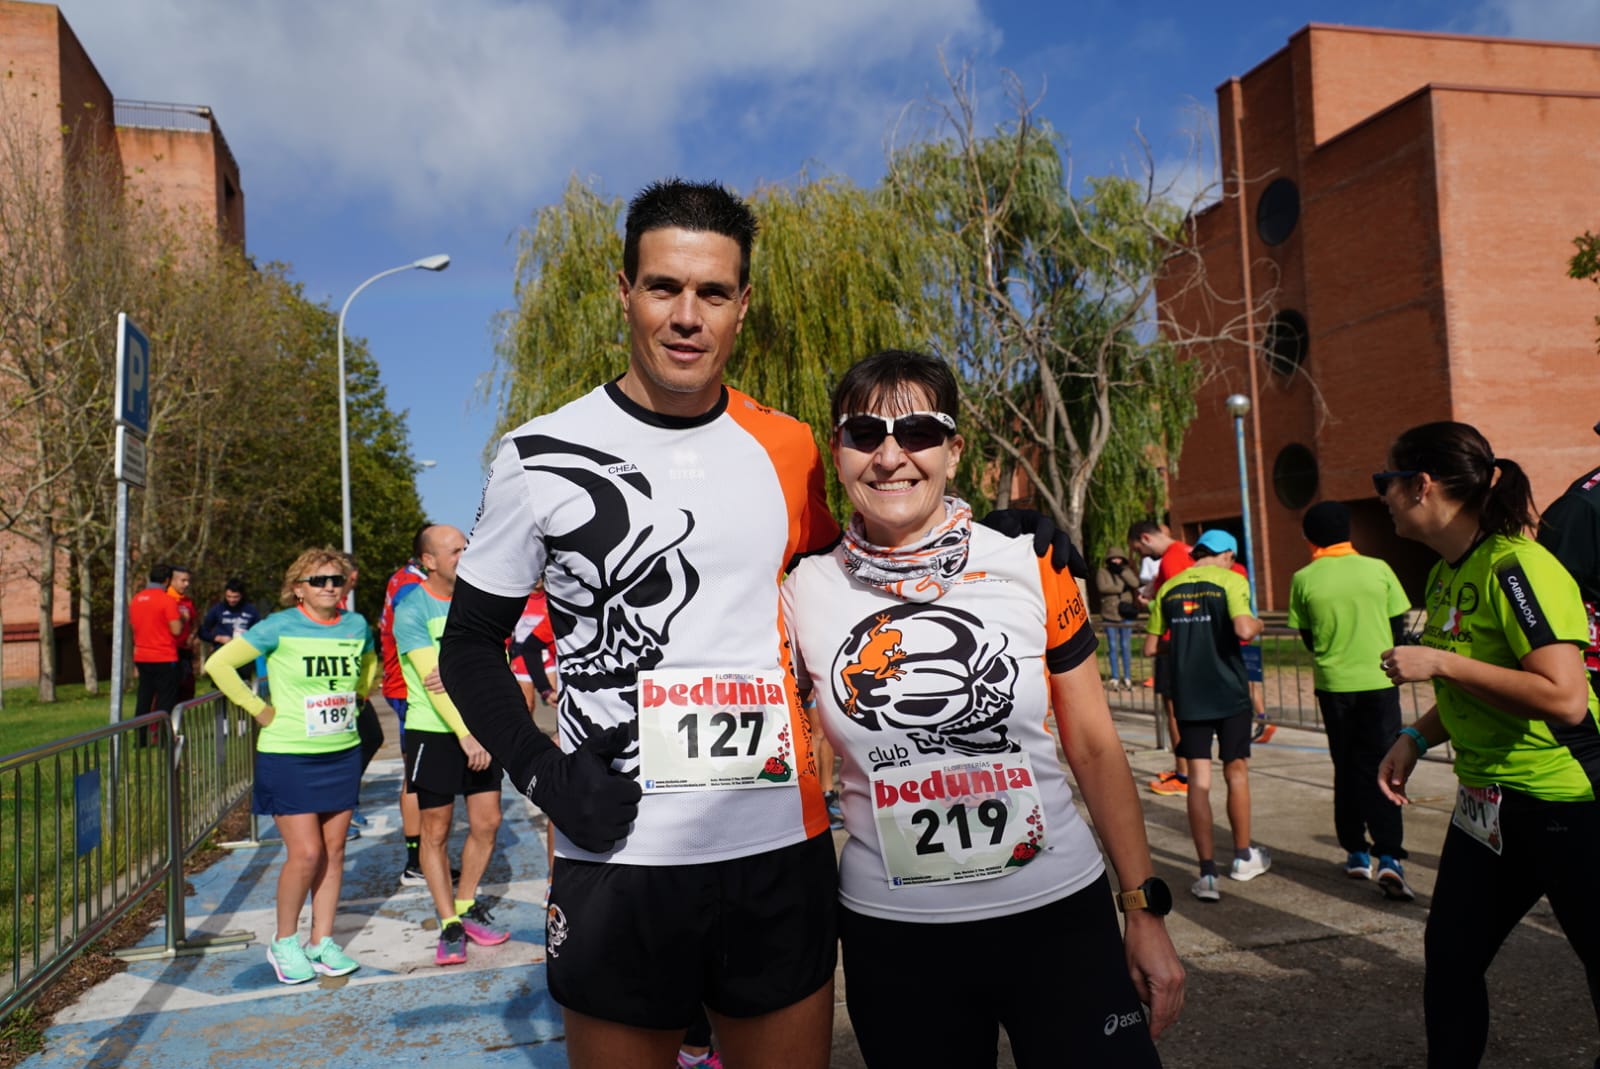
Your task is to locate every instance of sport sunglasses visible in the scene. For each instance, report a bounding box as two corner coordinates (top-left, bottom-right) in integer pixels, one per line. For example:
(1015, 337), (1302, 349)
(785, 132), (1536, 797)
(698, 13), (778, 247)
(836, 411), (956, 453)
(299, 574), (347, 588)
(1371, 470), (1421, 496)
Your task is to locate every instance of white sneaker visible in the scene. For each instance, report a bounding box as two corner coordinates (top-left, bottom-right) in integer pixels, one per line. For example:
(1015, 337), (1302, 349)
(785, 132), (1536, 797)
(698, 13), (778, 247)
(1231, 846), (1272, 881)
(1190, 874), (1221, 902)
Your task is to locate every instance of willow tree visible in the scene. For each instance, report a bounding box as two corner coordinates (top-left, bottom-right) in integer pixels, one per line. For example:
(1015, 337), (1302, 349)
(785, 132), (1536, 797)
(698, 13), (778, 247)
(886, 65), (1209, 552)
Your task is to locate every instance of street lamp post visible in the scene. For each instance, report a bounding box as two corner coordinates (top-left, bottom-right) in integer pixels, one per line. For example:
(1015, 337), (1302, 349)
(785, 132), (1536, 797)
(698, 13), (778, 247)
(336, 255), (450, 590)
(1225, 393), (1258, 612)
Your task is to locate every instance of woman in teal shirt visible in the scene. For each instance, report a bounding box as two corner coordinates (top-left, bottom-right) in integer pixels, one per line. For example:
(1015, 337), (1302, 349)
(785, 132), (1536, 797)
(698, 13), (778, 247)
(205, 546), (377, 986)
(1374, 421), (1600, 1068)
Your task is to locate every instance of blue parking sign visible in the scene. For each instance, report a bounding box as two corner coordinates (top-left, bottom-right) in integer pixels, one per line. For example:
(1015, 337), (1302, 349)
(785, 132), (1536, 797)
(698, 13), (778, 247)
(116, 312), (150, 435)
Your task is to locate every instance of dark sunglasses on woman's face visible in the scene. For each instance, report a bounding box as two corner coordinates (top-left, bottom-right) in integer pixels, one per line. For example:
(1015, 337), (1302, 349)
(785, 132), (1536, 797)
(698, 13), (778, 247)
(1371, 470), (1421, 497)
(300, 574), (347, 588)
(836, 411), (956, 453)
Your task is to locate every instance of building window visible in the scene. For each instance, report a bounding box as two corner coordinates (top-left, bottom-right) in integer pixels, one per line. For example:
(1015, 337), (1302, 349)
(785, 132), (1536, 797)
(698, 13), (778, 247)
(1273, 443), (1319, 510)
(1263, 310), (1309, 376)
(1256, 177), (1299, 246)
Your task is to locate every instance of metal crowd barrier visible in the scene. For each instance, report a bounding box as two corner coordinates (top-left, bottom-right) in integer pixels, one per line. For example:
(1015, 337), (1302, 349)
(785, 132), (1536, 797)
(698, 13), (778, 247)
(2, 690), (257, 1021)
(1097, 622), (1437, 746)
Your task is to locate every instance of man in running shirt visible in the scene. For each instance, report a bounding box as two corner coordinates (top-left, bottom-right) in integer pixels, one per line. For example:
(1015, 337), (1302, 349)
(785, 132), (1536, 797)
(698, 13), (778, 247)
(394, 524), (512, 965)
(1537, 424), (1600, 698)
(441, 180), (839, 1069)
(380, 529), (430, 882)
(1146, 530), (1270, 901)
(1130, 520), (1195, 795)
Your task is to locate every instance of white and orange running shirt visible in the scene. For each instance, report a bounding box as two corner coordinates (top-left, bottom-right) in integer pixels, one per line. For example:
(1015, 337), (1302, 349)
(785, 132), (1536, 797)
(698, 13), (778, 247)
(782, 524), (1106, 923)
(459, 381), (840, 865)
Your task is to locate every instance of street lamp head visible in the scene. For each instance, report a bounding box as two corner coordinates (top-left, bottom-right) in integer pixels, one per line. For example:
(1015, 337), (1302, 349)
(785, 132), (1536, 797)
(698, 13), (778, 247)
(1225, 393), (1251, 418)
(413, 254), (451, 272)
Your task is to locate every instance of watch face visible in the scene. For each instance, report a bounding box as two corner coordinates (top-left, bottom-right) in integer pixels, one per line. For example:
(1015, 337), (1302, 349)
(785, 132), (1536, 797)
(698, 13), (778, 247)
(1142, 877), (1173, 916)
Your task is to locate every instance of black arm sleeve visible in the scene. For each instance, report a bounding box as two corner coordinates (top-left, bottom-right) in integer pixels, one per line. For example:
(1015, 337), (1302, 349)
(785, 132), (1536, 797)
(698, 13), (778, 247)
(1299, 628), (1314, 653)
(517, 632), (555, 696)
(1390, 615), (1410, 647)
(440, 578), (558, 791)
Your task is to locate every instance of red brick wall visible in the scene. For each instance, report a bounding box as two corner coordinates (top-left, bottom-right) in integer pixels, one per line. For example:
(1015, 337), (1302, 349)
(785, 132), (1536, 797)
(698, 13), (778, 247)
(1161, 25), (1600, 608)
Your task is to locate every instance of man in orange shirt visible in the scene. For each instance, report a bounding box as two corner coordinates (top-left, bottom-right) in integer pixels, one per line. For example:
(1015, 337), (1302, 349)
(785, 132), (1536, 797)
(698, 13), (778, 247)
(168, 565), (200, 703)
(131, 563), (183, 720)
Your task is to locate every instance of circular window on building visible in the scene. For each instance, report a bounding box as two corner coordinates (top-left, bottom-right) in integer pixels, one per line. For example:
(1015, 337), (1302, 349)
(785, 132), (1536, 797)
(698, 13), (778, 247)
(1256, 177), (1299, 246)
(1273, 443), (1319, 510)
(1263, 310), (1309, 376)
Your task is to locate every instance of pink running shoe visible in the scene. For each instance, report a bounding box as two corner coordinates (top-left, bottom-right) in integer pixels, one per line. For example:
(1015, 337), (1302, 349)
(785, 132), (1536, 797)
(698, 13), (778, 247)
(436, 921), (468, 966)
(459, 902), (511, 946)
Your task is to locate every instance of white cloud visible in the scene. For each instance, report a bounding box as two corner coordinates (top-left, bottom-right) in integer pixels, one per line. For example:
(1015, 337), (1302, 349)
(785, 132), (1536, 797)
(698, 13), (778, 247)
(1468, 0), (1600, 41)
(51, 0), (991, 220)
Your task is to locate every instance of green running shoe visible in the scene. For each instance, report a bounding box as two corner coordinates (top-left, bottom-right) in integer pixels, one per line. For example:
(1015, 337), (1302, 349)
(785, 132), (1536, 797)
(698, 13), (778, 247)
(267, 935), (315, 984)
(306, 936), (360, 977)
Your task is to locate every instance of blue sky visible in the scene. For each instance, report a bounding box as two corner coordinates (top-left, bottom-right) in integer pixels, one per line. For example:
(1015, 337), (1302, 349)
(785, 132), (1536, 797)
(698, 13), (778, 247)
(57, 0), (1600, 550)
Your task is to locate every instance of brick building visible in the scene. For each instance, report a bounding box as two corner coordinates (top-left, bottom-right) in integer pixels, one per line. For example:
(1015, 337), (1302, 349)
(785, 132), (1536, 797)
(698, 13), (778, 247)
(0, 0), (243, 685)
(1159, 24), (1600, 610)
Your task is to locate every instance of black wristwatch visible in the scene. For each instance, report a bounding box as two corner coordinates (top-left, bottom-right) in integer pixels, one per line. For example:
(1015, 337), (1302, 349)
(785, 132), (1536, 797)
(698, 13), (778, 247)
(1115, 876), (1173, 916)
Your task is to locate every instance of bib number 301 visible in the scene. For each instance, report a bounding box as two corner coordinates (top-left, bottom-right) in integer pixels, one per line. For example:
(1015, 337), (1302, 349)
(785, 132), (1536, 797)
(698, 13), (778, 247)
(1451, 783), (1503, 855)
(874, 753), (1045, 889)
(636, 669), (798, 793)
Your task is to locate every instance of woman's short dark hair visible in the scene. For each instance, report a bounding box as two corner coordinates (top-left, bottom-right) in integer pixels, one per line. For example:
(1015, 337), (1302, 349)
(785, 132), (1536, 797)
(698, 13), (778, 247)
(1390, 420), (1537, 537)
(829, 349), (959, 427)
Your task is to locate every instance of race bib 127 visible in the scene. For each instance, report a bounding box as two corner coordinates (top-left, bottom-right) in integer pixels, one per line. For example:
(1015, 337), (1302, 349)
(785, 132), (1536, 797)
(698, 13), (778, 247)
(636, 669), (798, 793)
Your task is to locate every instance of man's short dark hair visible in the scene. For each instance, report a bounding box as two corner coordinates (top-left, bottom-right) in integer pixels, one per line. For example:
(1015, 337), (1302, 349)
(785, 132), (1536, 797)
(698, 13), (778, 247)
(412, 523), (432, 561)
(623, 179), (758, 287)
(148, 563), (173, 585)
(224, 576), (246, 594)
(1127, 520), (1163, 543)
(170, 564), (190, 577)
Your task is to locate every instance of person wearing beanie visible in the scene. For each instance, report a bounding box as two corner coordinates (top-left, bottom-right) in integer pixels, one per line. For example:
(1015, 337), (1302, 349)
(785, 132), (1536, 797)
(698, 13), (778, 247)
(1286, 501), (1416, 898)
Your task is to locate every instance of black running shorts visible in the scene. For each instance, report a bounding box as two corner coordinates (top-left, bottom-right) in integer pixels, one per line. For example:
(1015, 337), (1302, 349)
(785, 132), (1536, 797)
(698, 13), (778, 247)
(1175, 708), (1253, 763)
(403, 728), (503, 809)
(545, 832), (838, 1029)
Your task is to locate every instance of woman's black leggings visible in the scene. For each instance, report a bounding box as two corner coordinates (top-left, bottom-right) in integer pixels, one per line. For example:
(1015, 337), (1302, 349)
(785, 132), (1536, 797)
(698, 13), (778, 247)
(1424, 789), (1600, 1067)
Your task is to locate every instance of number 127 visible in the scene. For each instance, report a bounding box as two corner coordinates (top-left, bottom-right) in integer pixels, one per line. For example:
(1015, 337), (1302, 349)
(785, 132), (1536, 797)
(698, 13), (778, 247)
(677, 711), (764, 759)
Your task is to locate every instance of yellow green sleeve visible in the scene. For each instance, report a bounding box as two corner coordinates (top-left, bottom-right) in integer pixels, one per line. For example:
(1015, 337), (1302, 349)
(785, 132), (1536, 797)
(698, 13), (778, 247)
(358, 649), (378, 701)
(402, 645), (470, 738)
(202, 640), (266, 717)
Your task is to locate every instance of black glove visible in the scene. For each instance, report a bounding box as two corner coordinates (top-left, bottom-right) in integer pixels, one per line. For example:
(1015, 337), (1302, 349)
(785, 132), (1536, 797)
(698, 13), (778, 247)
(977, 508), (1089, 578)
(521, 724), (642, 854)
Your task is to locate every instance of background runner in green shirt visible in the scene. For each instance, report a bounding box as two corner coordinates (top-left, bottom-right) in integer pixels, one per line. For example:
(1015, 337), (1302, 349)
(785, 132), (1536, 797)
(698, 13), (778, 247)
(1372, 421), (1600, 1067)
(1287, 501), (1414, 896)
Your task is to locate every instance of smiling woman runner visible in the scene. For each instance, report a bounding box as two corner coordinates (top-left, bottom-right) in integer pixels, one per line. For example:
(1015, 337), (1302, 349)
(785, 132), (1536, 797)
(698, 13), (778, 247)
(204, 546), (377, 985)
(1373, 421), (1600, 1068)
(780, 349), (1184, 1069)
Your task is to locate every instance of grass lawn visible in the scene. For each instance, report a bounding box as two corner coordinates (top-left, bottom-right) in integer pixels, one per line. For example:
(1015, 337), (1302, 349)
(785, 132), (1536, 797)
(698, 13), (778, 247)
(1, 684), (136, 758)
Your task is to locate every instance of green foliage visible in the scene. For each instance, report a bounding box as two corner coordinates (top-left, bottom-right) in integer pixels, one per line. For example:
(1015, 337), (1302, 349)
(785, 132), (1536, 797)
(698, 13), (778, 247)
(489, 74), (1208, 553)
(490, 175), (626, 440)
(1572, 230), (1600, 352)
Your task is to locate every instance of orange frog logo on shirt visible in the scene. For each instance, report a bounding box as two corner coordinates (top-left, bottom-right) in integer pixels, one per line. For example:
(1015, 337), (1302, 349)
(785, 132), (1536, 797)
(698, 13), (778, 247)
(840, 614), (906, 718)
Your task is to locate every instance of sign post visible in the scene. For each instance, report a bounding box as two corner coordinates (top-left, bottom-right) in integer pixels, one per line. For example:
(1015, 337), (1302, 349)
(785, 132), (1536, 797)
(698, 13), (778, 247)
(109, 314), (150, 726)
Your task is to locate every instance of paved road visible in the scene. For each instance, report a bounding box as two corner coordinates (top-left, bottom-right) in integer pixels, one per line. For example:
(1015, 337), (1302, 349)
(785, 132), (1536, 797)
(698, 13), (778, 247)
(18, 705), (1598, 1067)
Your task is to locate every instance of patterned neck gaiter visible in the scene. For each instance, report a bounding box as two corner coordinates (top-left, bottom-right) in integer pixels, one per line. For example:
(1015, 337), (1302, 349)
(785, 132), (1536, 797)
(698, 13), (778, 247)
(840, 497), (973, 603)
